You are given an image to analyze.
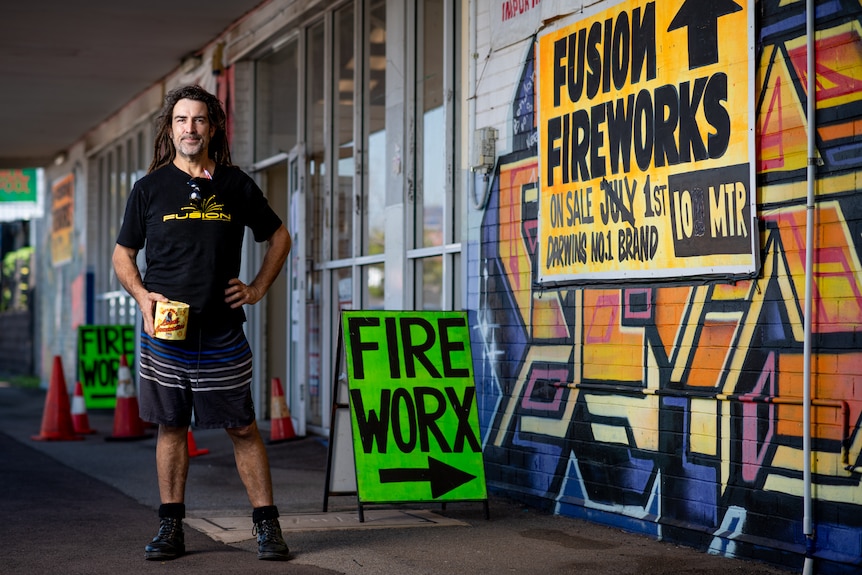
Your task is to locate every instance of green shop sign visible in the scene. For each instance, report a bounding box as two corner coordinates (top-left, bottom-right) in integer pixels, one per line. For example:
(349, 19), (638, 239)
(341, 310), (487, 504)
(0, 169), (37, 203)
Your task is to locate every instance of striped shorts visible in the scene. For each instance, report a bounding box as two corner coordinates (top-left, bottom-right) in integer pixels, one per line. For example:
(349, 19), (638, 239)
(138, 326), (256, 429)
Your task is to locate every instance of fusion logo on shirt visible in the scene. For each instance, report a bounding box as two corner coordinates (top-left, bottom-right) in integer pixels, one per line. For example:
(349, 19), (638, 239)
(163, 196), (232, 222)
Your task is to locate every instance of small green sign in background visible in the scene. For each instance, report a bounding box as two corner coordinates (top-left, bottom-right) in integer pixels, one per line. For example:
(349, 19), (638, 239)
(0, 168), (37, 203)
(77, 325), (135, 409)
(342, 310), (487, 504)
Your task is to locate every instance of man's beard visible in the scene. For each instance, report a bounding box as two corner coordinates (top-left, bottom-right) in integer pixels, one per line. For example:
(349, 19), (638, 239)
(177, 137), (205, 158)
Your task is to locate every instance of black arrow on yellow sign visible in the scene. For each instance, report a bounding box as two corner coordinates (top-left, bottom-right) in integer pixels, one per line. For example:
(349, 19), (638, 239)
(379, 456), (477, 499)
(668, 0), (742, 70)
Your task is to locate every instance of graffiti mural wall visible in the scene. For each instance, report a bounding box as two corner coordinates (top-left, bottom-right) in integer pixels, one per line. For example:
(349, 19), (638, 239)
(472, 1), (862, 572)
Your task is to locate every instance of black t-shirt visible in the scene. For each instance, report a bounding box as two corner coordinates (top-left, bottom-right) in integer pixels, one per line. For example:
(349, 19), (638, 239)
(116, 163), (282, 330)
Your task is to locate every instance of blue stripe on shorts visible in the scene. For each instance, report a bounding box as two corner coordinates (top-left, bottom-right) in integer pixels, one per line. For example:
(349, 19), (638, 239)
(138, 327), (256, 429)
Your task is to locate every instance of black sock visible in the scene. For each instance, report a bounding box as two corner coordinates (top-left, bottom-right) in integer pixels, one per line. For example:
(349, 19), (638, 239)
(252, 505), (279, 523)
(159, 503), (186, 519)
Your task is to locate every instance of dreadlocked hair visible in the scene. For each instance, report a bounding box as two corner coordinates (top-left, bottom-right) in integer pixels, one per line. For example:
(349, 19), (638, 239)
(148, 85), (233, 173)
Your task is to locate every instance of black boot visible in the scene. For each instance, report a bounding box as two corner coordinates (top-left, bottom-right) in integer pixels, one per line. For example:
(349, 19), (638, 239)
(253, 518), (289, 561)
(144, 517), (185, 560)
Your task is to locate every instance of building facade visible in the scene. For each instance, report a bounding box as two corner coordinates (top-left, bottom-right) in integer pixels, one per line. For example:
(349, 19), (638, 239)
(32, 1), (862, 572)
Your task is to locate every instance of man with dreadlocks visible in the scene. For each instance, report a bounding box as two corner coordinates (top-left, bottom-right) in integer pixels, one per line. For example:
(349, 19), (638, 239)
(112, 85), (292, 562)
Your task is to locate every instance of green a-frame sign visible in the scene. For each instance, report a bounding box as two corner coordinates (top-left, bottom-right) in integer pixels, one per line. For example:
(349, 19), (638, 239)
(324, 310), (488, 520)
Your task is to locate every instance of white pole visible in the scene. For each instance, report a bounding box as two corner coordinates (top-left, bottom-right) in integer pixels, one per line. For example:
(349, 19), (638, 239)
(802, 0), (816, 573)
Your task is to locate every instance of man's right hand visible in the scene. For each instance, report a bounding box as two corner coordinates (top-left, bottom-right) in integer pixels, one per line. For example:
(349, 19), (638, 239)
(139, 292), (168, 337)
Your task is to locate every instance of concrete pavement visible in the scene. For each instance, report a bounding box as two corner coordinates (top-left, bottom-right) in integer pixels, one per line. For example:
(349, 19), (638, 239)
(0, 384), (793, 574)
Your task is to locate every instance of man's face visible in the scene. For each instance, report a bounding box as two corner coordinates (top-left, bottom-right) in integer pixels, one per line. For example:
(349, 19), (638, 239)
(171, 98), (214, 160)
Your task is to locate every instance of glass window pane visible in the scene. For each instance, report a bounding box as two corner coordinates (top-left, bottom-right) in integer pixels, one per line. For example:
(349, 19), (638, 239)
(306, 269), (322, 426)
(452, 252), (461, 310)
(418, 0), (445, 249)
(334, 6), (355, 259)
(335, 267), (353, 311)
(415, 255), (443, 310)
(255, 39), (299, 160)
(305, 22), (326, 428)
(363, 263), (385, 310)
(307, 21), (326, 263)
(365, 0), (386, 256)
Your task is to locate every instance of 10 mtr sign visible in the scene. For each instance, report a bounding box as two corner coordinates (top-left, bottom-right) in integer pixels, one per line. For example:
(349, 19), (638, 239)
(342, 310), (488, 503)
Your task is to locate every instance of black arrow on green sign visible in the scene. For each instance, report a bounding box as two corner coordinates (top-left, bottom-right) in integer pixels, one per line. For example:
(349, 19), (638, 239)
(379, 456), (477, 498)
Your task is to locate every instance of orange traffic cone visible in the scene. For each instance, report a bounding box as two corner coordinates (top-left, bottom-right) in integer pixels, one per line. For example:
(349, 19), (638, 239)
(71, 381), (96, 434)
(187, 427), (209, 457)
(268, 377), (298, 443)
(32, 355), (83, 441)
(106, 355), (152, 442)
